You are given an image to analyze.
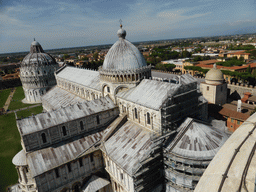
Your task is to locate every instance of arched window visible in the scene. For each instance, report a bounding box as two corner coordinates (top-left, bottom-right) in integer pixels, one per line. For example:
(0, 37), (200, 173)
(107, 86), (110, 93)
(62, 126), (67, 136)
(147, 112), (151, 124)
(134, 108), (138, 119)
(80, 121), (84, 130)
(41, 133), (47, 143)
(96, 115), (100, 124)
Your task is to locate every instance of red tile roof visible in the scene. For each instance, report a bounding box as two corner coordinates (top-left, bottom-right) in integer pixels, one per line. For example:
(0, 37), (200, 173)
(219, 107), (250, 121)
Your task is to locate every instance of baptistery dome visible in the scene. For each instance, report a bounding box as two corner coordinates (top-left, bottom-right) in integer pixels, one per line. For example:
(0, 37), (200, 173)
(21, 40), (57, 67)
(20, 40), (58, 103)
(102, 25), (147, 71)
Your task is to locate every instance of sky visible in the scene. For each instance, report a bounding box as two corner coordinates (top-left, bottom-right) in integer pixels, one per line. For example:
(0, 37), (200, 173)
(1, 0), (256, 54)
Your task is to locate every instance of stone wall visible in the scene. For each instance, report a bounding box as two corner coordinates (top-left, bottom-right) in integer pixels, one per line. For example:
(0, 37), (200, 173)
(227, 83), (256, 99)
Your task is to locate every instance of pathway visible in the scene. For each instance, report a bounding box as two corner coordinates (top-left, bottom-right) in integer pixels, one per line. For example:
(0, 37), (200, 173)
(3, 88), (16, 112)
(6, 104), (42, 114)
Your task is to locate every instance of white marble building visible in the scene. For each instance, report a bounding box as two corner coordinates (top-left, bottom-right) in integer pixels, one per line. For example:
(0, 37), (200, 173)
(20, 40), (58, 103)
(10, 25), (220, 192)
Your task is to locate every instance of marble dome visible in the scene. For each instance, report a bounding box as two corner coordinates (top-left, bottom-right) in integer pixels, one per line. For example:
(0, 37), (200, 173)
(102, 26), (147, 71)
(205, 64), (224, 84)
(21, 40), (57, 67)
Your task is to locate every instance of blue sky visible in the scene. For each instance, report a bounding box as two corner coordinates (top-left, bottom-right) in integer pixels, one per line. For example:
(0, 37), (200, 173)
(1, 0), (256, 53)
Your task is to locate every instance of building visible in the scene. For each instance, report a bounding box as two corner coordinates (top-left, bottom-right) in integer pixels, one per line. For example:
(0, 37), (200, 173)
(10, 26), (227, 192)
(227, 51), (250, 60)
(200, 64), (227, 105)
(161, 58), (189, 71)
(19, 40), (58, 103)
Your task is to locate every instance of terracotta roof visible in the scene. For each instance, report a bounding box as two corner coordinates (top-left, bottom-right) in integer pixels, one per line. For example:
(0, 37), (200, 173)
(219, 107), (250, 121)
(228, 51), (250, 55)
(197, 60), (218, 65)
(197, 63), (256, 71)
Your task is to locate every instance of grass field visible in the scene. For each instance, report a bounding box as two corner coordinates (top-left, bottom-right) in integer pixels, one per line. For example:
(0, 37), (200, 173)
(0, 89), (11, 108)
(8, 86), (36, 111)
(16, 105), (43, 119)
(0, 113), (22, 192)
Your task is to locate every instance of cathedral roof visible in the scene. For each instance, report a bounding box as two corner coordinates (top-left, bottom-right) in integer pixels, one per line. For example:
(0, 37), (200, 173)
(103, 120), (153, 176)
(165, 118), (229, 160)
(42, 86), (86, 111)
(17, 96), (116, 136)
(56, 66), (101, 92)
(102, 26), (147, 71)
(21, 40), (57, 67)
(26, 131), (104, 177)
(116, 79), (181, 110)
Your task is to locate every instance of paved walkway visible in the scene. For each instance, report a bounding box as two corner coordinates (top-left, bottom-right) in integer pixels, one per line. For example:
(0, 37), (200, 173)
(3, 88), (16, 112)
(6, 104), (42, 114)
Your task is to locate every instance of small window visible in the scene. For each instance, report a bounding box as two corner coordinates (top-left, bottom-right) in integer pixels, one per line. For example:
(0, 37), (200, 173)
(107, 86), (110, 93)
(147, 112), (150, 124)
(80, 121), (84, 130)
(90, 154), (94, 162)
(44, 70), (46, 74)
(121, 173), (123, 180)
(134, 108), (138, 119)
(237, 120), (240, 125)
(207, 86), (209, 91)
(231, 118), (234, 123)
(46, 80), (48, 85)
(79, 158), (83, 167)
(41, 133), (47, 143)
(96, 115), (100, 125)
(67, 162), (71, 172)
(55, 168), (59, 178)
(62, 126), (67, 136)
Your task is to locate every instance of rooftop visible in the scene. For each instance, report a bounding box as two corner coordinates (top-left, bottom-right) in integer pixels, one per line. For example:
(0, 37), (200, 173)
(165, 118), (229, 160)
(17, 96), (116, 136)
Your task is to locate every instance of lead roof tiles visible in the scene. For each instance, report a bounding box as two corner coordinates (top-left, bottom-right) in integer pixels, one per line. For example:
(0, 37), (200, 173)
(56, 66), (101, 91)
(27, 131), (103, 177)
(103, 121), (153, 176)
(17, 96), (116, 136)
(42, 86), (86, 110)
(166, 117), (229, 160)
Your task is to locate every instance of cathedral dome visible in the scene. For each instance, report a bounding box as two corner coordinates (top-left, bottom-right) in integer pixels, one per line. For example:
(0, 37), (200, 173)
(102, 26), (147, 71)
(205, 64), (224, 84)
(21, 40), (57, 67)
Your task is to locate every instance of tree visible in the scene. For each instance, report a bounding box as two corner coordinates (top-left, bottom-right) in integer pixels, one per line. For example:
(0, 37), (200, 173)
(165, 64), (176, 71)
(181, 51), (191, 58)
(247, 65), (252, 74)
(93, 52), (99, 60)
(63, 54), (70, 60)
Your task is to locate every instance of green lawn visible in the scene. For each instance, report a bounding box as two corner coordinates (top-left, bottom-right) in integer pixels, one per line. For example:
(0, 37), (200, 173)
(0, 89), (11, 108)
(0, 113), (22, 192)
(16, 105), (43, 119)
(8, 86), (36, 111)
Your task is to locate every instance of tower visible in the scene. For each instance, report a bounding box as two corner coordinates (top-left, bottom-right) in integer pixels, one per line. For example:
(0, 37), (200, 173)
(20, 40), (58, 103)
(200, 64), (227, 105)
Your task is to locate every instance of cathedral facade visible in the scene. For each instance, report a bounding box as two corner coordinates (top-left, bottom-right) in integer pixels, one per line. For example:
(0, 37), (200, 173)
(10, 26), (227, 192)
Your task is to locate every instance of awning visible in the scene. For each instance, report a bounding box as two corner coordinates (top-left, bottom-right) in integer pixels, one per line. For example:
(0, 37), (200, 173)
(82, 175), (110, 192)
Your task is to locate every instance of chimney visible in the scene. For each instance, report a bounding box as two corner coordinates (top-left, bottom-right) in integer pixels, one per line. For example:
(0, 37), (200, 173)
(237, 100), (242, 113)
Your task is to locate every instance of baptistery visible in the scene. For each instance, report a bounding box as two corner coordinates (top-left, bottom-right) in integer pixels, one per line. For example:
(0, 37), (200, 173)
(20, 40), (58, 103)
